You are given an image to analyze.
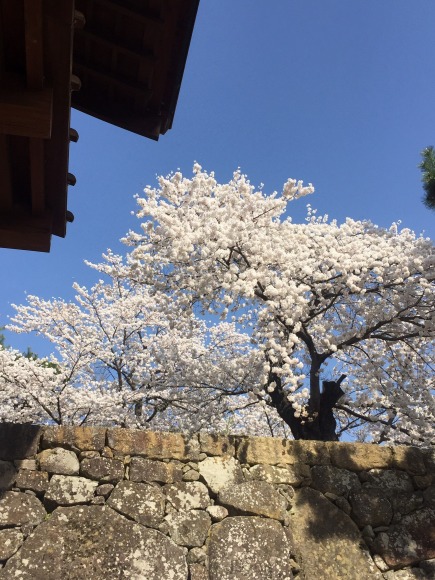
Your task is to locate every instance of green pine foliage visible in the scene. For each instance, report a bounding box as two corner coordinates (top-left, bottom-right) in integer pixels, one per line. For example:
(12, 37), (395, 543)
(419, 146), (435, 210)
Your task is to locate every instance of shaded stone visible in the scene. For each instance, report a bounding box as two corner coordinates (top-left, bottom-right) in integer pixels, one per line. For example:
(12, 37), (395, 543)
(392, 491), (424, 516)
(423, 485), (435, 508)
(208, 516), (294, 580)
(249, 463), (310, 486)
(290, 487), (382, 579)
(129, 457), (182, 484)
(15, 469), (49, 494)
(349, 488), (393, 528)
(374, 508), (435, 568)
(420, 559), (435, 577)
(0, 424), (42, 461)
(218, 480), (287, 521)
(95, 483), (114, 498)
(14, 460), (37, 470)
(199, 433), (236, 456)
(0, 528), (23, 560)
(198, 456), (244, 494)
(165, 481), (210, 511)
(384, 569), (427, 580)
(328, 443), (393, 471)
(38, 448), (79, 475)
(365, 469), (414, 495)
(107, 428), (191, 460)
(42, 426), (106, 452)
(237, 436), (329, 466)
(0, 491), (46, 527)
(391, 447), (426, 475)
(0, 505), (188, 579)
(107, 480), (165, 528)
(165, 509), (211, 547)
(311, 464), (361, 496)
(0, 460), (16, 491)
(44, 475), (98, 509)
(80, 457), (124, 483)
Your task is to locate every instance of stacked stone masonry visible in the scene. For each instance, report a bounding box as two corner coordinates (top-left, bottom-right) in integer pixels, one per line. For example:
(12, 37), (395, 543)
(0, 424), (434, 579)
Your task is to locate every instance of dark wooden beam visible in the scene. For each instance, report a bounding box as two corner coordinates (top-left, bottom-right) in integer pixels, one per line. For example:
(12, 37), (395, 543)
(74, 60), (152, 100)
(24, 0), (44, 90)
(78, 28), (155, 66)
(93, 0), (163, 27)
(0, 84), (53, 139)
(0, 135), (13, 211)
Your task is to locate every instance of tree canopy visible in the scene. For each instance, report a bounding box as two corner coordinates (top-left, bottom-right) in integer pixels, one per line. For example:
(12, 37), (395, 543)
(3, 166), (435, 445)
(419, 146), (435, 210)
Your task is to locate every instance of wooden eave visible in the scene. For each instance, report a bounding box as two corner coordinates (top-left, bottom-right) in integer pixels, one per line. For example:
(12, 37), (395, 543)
(0, 0), (199, 252)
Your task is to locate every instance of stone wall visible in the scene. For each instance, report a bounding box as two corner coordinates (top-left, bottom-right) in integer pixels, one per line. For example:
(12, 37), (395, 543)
(0, 425), (434, 579)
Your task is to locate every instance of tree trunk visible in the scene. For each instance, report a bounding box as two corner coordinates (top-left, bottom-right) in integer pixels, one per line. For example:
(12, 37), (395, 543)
(268, 373), (346, 441)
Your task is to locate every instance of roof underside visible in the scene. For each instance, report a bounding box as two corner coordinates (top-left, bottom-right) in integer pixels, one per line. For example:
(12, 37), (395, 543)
(0, 0), (199, 252)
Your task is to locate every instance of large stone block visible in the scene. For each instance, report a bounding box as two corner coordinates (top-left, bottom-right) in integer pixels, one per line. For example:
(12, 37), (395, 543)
(80, 457), (124, 483)
(165, 481), (210, 511)
(129, 457), (183, 484)
(44, 475), (98, 509)
(198, 456), (244, 494)
(38, 448), (80, 475)
(165, 509), (211, 547)
(107, 480), (165, 528)
(0, 491), (46, 527)
(107, 428), (190, 459)
(42, 426), (106, 452)
(199, 433), (236, 456)
(1, 506), (188, 579)
(219, 480), (288, 521)
(290, 487), (382, 579)
(208, 516), (294, 580)
(237, 437), (330, 466)
(328, 443), (393, 471)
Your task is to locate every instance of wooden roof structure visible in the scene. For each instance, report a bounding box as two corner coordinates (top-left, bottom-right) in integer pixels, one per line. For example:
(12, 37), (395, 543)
(0, 0), (199, 252)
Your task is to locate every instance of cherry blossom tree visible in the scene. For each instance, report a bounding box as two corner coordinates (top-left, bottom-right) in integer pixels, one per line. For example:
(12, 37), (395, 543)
(117, 164), (435, 444)
(5, 274), (268, 432)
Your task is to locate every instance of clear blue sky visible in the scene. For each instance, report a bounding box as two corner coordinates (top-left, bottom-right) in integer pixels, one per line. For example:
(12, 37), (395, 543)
(2, 0), (435, 355)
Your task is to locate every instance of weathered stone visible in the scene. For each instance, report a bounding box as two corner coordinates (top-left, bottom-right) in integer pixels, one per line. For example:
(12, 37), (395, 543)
(372, 554), (389, 572)
(44, 475), (98, 509)
(15, 469), (49, 494)
(250, 463), (310, 486)
(38, 448), (80, 475)
(383, 569), (427, 580)
(107, 428), (190, 460)
(14, 459), (37, 470)
(187, 547), (206, 563)
(107, 480), (165, 527)
(391, 446), (426, 475)
(80, 457), (124, 483)
(0, 424), (42, 461)
(42, 426), (106, 452)
(392, 491), (424, 516)
(165, 509), (211, 547)
(374, 508), (435, 567)
(0, 491), (46, 527)
(206, 505), (228, 522)
(129, 457), (183, 484)
(349, 488), (393, 528)
(423, 485), (435, 508)
(0, 505), (188, 579)
(237, 436), (329, 466)
(0, 529), (24, 560)
(199, 433), (236, 456)
(334, 496), (352, 515)
(165, 481), (210, 511)
(95, 483), (114, 498)
(208, 516), (294, 579)
(290, 487), (382, 579)
(189, 563), (208, 580)
(328, 442), (393, 471)
(79, 451), (100, 459)
(219, 480), (287, 521)
(420, 559), (435, 577)
(311, 464), (361, 496)
(198, 456), (244, 494)
(0, 460), (17, 491)
(413, 474), (432, 489)
(365, 469), (414, 495)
